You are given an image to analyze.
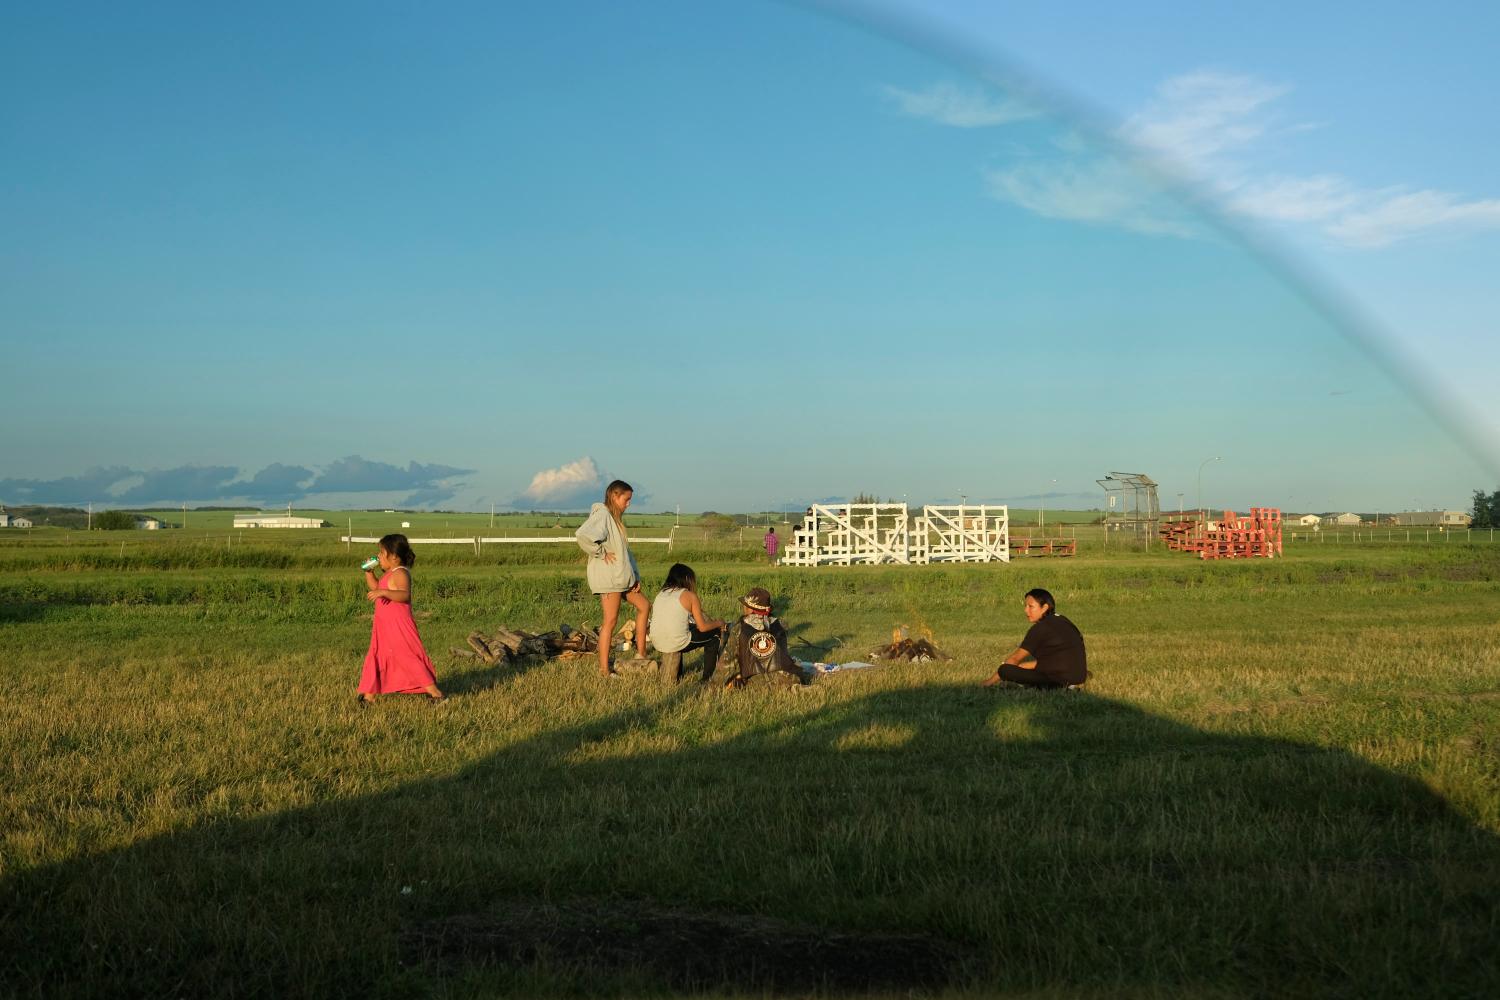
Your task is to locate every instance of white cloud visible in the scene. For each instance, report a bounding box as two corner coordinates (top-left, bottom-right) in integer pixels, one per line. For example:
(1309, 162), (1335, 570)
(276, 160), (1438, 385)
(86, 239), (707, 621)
(1120, 70), (1500, 248)
(1122, 71), (1289, 169)
(891, 69), (1500, 248)
(1224, 174), (1359, 222)
(883, 82), (1036, 128)
(519, 456), (604, 507)
(1325, 189), (1500, 248)
(985, 158), (1197, 238)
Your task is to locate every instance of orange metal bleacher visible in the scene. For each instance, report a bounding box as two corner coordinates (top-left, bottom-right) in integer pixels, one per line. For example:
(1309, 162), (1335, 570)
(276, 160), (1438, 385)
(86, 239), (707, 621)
(1160, 507), (1282, 559)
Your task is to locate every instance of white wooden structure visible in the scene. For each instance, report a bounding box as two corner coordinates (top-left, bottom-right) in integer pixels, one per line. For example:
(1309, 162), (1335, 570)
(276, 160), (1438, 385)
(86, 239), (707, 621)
(780, 503), (1009, 566)
(780, 503), (912, 566)
(913, 504), (1010, 564)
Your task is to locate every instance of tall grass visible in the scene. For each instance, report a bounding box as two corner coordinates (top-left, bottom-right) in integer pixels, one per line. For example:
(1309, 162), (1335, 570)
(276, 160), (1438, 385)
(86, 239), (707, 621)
(1, 540), (1497, 997)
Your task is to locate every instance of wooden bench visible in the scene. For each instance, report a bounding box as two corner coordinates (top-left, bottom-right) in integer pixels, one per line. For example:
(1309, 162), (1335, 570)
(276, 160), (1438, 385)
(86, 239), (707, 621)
(1009, 538), (1077, 557)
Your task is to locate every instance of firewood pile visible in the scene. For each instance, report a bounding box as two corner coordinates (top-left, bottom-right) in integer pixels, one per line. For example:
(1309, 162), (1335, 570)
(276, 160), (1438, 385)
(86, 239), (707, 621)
(869, 625), (952, 663)
(451, 624), (600, 666)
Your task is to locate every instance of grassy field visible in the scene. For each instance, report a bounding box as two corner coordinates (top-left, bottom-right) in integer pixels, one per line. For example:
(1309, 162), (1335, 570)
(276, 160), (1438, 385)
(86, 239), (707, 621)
(1, 529), (1497, 998)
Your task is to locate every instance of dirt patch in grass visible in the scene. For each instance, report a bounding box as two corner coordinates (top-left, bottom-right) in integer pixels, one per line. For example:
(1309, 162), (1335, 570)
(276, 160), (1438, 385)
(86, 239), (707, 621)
(401, 898), (965, 993)
(1441, 563), (1491, 582)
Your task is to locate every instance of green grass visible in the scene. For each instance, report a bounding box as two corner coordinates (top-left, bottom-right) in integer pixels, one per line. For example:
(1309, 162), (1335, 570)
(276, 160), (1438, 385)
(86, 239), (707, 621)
(1, 533), (1497, 998)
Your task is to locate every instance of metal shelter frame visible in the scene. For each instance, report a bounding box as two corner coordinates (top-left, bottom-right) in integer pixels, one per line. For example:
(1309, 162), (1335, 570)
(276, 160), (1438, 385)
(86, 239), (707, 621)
(1097, 471), (1161, 549)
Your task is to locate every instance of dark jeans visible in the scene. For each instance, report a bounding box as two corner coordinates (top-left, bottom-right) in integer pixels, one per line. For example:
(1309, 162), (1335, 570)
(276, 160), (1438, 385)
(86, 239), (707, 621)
(997, 663), (1076, 690)
(662, 625), (722, 684)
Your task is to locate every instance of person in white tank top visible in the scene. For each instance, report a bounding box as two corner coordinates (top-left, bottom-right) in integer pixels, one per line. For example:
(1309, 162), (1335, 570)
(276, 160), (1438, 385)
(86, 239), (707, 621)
(649, 563), (724, 683)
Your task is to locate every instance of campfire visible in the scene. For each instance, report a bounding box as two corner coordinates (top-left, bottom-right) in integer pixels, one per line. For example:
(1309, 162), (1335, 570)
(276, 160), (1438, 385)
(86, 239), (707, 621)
(869, 625), (952, 663)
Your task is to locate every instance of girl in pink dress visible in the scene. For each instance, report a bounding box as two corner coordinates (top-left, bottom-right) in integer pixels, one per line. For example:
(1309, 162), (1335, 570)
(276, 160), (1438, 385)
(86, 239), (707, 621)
(357, 533), (446, 704)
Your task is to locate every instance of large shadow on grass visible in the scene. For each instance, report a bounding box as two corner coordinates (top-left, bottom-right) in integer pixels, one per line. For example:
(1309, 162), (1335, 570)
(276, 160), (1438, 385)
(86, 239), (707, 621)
(3, 676), (1497, 998)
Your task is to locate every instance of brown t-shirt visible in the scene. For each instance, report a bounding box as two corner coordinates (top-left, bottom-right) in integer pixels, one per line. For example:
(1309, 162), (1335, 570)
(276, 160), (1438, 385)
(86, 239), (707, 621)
(1020, 613), (1087, 685)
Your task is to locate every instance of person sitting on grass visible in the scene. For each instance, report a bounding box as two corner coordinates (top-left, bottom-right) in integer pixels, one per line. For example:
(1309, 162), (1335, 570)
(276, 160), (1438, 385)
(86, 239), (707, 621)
(982, 587), (1087, 690)
(719, 587), (805, 689)
(650, 562), (725, 684)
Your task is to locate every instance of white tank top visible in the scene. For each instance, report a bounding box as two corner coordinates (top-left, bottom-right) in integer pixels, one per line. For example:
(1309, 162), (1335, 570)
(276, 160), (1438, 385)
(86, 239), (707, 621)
(650, 587), (693, 653)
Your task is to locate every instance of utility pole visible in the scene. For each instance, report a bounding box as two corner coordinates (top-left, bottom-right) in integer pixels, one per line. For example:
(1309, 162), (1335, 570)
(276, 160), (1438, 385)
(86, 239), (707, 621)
(1197, 456), (1221, 529)
(87, 502), (92, 530)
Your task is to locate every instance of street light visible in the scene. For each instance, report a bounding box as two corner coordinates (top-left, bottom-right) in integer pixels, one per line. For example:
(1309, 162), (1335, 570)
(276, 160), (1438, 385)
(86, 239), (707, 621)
(1196, 456), (1221, 527)
(1040, 478), (1057, 531)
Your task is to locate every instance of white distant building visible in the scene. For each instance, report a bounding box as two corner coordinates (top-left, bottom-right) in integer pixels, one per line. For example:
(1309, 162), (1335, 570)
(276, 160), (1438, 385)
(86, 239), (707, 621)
(1395, 511), (1472, 528)
(232, 514), (327, 529)
(1322, 512), (1362, 527)
(1, 512), (33, 528)
(1295, 514), (1322, 527)
(136, 517), (162, 530)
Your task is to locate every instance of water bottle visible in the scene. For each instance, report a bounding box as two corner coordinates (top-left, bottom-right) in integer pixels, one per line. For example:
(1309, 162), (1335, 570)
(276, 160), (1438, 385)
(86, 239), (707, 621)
(361, 557), (380, 571)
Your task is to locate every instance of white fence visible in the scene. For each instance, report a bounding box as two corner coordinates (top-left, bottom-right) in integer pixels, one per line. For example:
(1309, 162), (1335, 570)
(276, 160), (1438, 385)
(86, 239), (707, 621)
(779, 503), (1009, 566)
(341, 535), (673, 553)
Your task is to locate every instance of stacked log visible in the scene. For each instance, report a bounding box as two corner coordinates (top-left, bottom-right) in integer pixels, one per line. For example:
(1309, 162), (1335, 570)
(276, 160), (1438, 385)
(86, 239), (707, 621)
(451, 624), (599, 666)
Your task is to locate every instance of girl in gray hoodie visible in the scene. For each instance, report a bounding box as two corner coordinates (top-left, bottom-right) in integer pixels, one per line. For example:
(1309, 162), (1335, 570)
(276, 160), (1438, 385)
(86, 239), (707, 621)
(575, 479), (648, 676)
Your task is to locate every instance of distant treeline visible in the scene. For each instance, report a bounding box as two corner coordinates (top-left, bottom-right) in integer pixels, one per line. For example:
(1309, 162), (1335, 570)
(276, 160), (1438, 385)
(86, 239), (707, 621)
(2, 505), (89, 529)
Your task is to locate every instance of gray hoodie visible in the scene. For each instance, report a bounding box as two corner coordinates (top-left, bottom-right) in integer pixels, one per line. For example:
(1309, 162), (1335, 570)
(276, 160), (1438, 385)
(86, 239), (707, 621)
(575, 502), (640, 594)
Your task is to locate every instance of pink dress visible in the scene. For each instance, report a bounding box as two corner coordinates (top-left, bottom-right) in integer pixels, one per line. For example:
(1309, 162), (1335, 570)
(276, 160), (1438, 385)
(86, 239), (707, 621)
(358, 567), (438, 694)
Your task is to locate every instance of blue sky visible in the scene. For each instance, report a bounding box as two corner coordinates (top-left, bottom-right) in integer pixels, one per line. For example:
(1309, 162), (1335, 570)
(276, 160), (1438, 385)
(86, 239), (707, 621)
(3, 1), (1495, 514)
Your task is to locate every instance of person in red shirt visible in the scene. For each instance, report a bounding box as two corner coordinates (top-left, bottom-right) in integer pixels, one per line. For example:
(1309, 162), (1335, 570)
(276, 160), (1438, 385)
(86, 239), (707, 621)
(983, 588), (1088, 690)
